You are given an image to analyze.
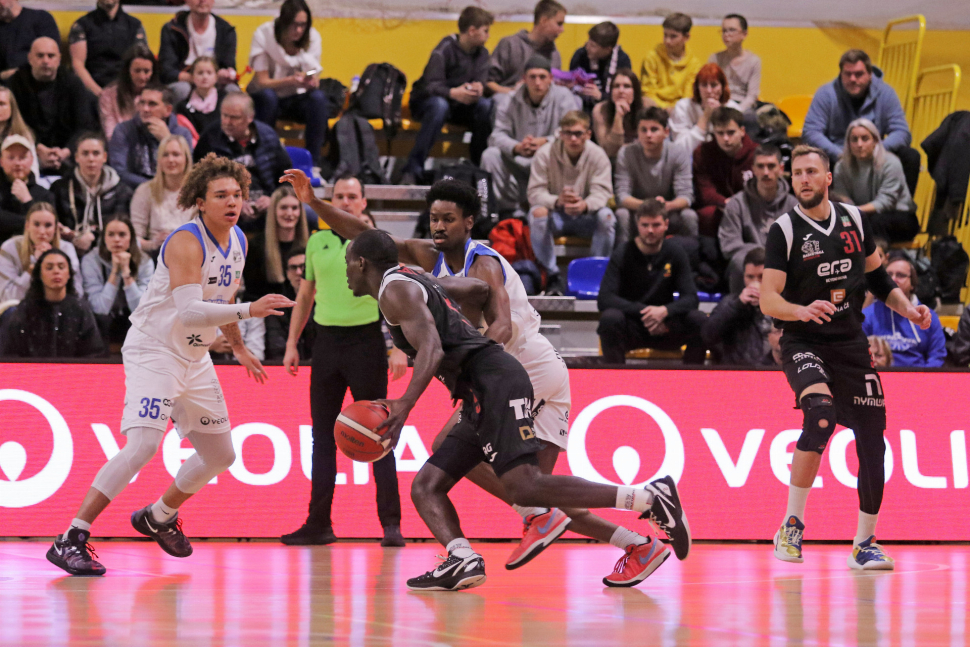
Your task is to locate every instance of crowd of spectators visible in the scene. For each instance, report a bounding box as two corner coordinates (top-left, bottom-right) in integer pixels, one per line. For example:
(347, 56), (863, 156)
(0, 0), (964, 368)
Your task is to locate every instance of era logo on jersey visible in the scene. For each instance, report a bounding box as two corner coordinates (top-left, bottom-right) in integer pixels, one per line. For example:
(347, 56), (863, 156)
(801, 238), (823, 260)
(817, 259), (852, 277)
(831, 288), (846, 304)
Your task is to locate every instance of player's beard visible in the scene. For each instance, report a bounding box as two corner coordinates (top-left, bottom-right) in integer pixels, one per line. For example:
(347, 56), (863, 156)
(797, 188), (826, 210)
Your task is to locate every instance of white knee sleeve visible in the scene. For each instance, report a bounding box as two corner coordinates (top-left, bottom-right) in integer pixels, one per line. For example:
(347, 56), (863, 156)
(174, 431), (236, 494)
(91, 427), (164, 500)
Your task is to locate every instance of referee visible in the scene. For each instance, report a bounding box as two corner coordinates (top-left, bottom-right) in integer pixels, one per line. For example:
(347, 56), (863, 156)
(282, 174), (404, 547)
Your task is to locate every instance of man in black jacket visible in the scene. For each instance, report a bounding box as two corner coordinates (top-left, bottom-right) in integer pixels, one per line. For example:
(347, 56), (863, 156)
(0, 0), (59, 82)
(68, 0), (147, 97)
(702, 246), (775, 366)
(158, 0), (238, 103)
(0, 135), (55, 244)
(597, 199), (707, 364)
(7, 38), (100, 176)
(568, 21), (631, 113)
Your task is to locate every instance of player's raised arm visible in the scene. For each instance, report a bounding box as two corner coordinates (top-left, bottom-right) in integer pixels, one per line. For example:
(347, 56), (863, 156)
(864, 251), (932, 329)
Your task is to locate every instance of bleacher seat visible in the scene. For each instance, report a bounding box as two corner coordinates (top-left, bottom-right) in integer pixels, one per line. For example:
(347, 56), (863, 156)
(566, 257), (608, 300)
(285, 146), (321, 187)
(777, 95), (813, 139)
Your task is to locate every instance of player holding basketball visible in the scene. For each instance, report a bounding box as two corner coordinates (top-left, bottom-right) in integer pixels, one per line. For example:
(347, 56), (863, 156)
(337, 227), (689, 591)
(760, 145), (931, 570)
(282, 172), (672, 587)
(47, 154), (295, 576)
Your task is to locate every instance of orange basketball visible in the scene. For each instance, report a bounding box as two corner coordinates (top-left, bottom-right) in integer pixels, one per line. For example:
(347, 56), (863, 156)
(334, 401), (392, 462)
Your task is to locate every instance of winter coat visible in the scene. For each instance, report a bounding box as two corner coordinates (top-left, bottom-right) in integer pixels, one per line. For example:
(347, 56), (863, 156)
(0, 172), (55, 244)
(193, 120), (292, 196)
(109, 113), (195, 188)
(921, 110), (970, 206)
(0, 294), (105, 358)
(861, 295), (946, 367)
(719, 177), (798, 258)
(702, 293), (772, 366)
(50, 166), (134, 243)
(158, 11), (237, 84)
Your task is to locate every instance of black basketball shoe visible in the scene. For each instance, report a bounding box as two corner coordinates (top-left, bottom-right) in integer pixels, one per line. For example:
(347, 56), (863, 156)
(280, 523), (338, 546)
(46, 528), (106, 576)
(640, 475), (692, 560)
(406, 552), (487, 591)
(131, 505), (193, 558)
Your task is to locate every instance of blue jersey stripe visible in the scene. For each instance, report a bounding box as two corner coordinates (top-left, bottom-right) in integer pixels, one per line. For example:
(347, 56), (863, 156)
(160, 222), (205, 267)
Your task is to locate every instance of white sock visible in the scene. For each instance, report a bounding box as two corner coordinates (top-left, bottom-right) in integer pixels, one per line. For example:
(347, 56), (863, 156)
(609, 526), (649, 549)
(446, 537), (475, 559)
(854, 511), (879, 546)
(150, 497), (178, 524)
(512, 504), (548, 520)
(616, 486), (654, 513)
(66, 518), (91, 537)
(785, 485), (811, 523)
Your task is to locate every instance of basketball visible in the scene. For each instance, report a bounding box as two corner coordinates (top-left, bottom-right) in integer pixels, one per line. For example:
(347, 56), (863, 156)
(334, 401), (392, 462)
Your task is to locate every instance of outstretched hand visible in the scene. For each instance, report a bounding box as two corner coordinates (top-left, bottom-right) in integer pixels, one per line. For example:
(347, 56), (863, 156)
(280, 169), (314, 204)
(250, 293), (296, 318)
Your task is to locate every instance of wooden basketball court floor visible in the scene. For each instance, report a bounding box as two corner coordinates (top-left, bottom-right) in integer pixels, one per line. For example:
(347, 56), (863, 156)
(0, 541), (966, 646)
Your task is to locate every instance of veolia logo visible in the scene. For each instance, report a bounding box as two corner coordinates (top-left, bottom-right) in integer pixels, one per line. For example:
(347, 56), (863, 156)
(567, 395), (684, 486)
(0, 390), (74, 508)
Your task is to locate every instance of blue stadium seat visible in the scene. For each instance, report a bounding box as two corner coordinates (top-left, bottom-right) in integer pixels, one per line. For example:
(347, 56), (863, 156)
(566, 257), (609, 300)
(284, 146), (321, 187)
(697, 292), (723, 303)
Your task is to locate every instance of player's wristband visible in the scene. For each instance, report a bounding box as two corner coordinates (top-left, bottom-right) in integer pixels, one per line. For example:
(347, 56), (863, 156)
(865, 265), (897, 302)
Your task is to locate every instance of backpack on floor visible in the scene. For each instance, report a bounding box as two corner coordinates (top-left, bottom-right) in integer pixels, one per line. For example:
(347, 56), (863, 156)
(488, 218), (545, 294)
(349, 63), (407, 137)
(329, 113), (386, 184)
(433, 163), (499, 239)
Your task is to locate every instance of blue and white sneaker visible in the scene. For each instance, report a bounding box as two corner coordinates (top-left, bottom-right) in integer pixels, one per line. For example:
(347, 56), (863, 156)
(847, 535), (895, 571)
(774, 515), (805, 563)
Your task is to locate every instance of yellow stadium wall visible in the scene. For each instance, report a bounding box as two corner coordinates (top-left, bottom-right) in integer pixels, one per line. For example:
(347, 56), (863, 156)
(49, 12), (970, 112)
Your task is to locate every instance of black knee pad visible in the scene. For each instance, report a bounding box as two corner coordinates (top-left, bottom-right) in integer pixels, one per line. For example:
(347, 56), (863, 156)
(796, 393), (836, 454)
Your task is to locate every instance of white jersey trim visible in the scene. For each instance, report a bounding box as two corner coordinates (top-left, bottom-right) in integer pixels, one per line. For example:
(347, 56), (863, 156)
(378, 268), (428, 325)
(842, 202), (865, 241)
(795, 201), (837, 237)
(776, 214), (794, 260)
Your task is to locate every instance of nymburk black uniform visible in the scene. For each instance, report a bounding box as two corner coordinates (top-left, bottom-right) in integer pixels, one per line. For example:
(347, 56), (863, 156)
(764, 201), (886, 515)
(378, 266), (543, 478)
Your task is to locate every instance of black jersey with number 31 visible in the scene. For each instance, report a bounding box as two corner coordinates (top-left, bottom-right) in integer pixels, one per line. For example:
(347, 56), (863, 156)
(764, 201), (876, 339)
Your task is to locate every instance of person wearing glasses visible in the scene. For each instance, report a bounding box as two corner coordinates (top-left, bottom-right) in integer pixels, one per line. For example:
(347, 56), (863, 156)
(708, 14), (760, 113)
(862, 253), (945, 367)
(527, 110), (614, 294)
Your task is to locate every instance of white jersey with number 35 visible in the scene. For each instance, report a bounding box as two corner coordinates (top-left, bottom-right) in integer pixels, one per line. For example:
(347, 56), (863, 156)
(127, 216), (247, 361)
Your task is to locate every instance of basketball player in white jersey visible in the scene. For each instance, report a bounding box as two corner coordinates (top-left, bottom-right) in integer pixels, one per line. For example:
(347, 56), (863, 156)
(283, 171), (676, 587)
(47, 154), (295, 576)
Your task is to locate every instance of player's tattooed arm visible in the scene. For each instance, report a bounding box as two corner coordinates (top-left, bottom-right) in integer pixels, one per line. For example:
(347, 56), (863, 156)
(219, 322), (245, 350)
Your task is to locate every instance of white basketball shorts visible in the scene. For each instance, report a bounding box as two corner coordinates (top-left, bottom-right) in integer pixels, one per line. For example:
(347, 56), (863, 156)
(516, 338), (571, 450)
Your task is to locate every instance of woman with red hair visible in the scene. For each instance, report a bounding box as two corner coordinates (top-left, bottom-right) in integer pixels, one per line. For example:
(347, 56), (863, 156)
(669, 63), (739, 154)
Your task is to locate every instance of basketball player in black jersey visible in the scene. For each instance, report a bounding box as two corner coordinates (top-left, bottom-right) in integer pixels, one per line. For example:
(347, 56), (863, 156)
(761, 145), (931, 570)
(343, 228), (691, 591)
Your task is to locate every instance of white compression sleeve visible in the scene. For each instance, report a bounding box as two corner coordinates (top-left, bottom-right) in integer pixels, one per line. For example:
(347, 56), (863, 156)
(172, 283), (251, 329)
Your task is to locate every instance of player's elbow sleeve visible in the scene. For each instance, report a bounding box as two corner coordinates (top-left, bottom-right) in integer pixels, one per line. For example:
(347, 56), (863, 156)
(172, 283), (250, 328)
(866, 266), (896, 302)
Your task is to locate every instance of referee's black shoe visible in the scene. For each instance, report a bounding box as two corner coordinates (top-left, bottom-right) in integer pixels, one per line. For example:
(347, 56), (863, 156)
(406, 552), (486, 591)
(281, 523), (338, 546)
(131, 506), (193, 558)
(46, 528), (106, 576)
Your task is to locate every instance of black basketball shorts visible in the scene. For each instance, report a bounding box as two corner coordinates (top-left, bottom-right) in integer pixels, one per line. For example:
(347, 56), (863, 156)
(780, 333), (887, 432)
(427, 346), (543, 480)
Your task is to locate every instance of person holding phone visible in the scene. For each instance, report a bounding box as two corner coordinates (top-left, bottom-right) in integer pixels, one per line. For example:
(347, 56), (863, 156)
(247, 0), (328, 167)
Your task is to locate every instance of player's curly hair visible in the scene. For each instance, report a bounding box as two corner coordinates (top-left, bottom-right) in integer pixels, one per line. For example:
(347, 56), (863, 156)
(177, 153), (251, 210)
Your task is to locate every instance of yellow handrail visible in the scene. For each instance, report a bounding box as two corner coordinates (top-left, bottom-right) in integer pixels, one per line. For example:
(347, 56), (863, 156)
(878, 15), (926, 120)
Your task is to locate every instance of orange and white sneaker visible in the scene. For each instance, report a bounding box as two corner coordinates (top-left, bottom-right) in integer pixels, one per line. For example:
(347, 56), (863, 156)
(603, 539), (671, 587)
(505, 508), (571, 570)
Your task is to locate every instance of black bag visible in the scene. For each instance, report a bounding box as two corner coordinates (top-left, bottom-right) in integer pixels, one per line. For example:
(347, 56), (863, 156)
(433, 163), (498, 238)
(349, 63), (407, 136)
(931, 235), (970, 303)
(910, 252), (940, 307)
(329, 113), (386, 184)
(318, 78), (348, 116)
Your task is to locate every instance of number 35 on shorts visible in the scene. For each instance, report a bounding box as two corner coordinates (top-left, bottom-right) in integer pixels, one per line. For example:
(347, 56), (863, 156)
(136, 397), (172, 421)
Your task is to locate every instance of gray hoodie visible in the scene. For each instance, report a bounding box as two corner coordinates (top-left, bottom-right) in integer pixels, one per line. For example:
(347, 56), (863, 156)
(489, 84), (577, 158)
(719, 177), (798, 259)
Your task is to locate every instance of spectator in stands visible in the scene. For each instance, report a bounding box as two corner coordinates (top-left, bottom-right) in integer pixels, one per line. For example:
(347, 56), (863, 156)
(832, 118), (919, 243)
(158, 0), (239, 103)
(1, 135), (54, 244)
(947, 305), (970, 367)
(486, 0), (565, 110)
(702, 247), (772, 365)
(527, 110), (614, 291)
(708, 14), (760, 113)
(80, 215), (153, 345)
(98, 43), (158, 140)
(670, 63), (741, 154)
(862, 254), (945, 367)
(0, 0), (59, 82)
(480, 55), (577, 214)
(265, 246), (314, 360)
(568, 22), (632, 115)
(194, 92), (292, 229)
(597, 200), (707, 364)
(130, 134), (193, 255)
(0, 83), (39, 180)
(176, 56), (224, 138)
(591, 68), (643, 160)
(402, 6), (495, 184)
(766, 323), (783, 366)
(803, 49), (919, 193)
(8, 38), (100, 176)
(247, 0), (327, 167)
(719, 144), (797, 294)
(51, 133), (134, 256)
(693, 106), (757, 236)
(640, 13), (702, 110)
(0, 202), (82, 301)
(68, 0), (146, 98)
(243, 184), (310, 300)
(614, 106), (696, 244)
(109, 84), (194, 188)
(0, 248), (104, 358)
(868, 335), (892, 367)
